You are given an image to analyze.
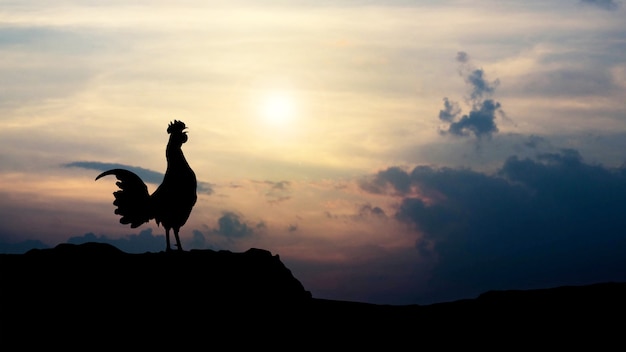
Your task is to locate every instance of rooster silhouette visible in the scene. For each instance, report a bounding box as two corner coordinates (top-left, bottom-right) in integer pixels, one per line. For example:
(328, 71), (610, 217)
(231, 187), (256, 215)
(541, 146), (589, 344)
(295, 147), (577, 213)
(96, 120), (197, 252)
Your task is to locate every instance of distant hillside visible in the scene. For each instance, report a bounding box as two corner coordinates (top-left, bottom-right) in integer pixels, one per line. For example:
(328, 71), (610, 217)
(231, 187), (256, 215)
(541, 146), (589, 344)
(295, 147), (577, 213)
(1, 242), (624, 348)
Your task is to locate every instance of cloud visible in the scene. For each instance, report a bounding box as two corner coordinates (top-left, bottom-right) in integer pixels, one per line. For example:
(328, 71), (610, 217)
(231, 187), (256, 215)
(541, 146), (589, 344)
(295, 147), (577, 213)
(438, 52), (505, 140)
(211, 211), (259, 238)
(64, 161), (214, 195)
(447, 99), (501, 139)
(361, 149), (626, 298)
(65, 161), (164, 184)
(358, 166), (412, 195)
(262, 180), (292, 204)
(466, 69), (498, 101)
(456, 51), (469, 63)
(438, 98), (461, 123)
(68, 228), (217, 253)
(523, 135), (549, 149)
(519, 68), (616, 98)
(188, 229), (215, 250)
(325, 203), (388, 222)
(66, 228), (166, 253)
(0, 239), (49, 254)
(580, 0), (620, 10)
(357, 204), (386, 218)
(455, 51), (500, 102)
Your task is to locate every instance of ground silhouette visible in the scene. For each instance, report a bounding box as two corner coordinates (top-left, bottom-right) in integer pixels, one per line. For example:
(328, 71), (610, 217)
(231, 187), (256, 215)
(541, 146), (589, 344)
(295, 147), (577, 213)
(1, 242), (624, 348)
(96, 120), (197, 252)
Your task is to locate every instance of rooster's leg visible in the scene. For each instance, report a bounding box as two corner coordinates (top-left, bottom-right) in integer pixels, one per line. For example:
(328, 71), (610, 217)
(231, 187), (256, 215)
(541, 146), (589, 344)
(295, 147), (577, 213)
(174, 228), (183, 251)
(165, 228), (172, 252)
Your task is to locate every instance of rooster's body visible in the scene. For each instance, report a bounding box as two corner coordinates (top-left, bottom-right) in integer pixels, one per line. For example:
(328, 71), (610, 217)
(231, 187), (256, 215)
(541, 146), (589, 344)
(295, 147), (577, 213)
(96, 120), (197, 252)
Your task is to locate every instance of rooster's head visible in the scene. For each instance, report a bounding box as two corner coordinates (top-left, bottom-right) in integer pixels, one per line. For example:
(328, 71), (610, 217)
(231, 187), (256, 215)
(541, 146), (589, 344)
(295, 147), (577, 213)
(167, 120), (188, 143)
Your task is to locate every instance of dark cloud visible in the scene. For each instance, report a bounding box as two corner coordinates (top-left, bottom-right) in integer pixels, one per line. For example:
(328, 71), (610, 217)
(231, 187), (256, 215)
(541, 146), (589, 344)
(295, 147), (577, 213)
(580, 0), (620, 10)
(358, 166), (411, 195)
(447, 99), (501, 138)
(64, 161), (214, 195)
(67, 228), (166, 253)
(212, 211), (256, 238)
(394, 130), (626, 174)
(456, 52), (500, 103)
(66, 228), (215, 252)
(0, 239), (49, 254)
(188, 229), (216, 250)
(438, 52), (504, 140)
(0, 227), (214, 254)
(466, 69), (498, 101)
(362, 150), (626, 300)
(438, 97), (461, 122)
(67, 219), (256, 253)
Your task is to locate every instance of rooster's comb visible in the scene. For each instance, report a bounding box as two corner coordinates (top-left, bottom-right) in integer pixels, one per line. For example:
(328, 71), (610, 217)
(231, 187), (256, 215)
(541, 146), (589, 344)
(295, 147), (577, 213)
(167, 120), (187, 134)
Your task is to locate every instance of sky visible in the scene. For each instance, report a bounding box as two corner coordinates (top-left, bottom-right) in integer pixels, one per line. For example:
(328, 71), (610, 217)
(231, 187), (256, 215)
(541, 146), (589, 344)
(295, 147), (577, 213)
(1, 0), (626, 306)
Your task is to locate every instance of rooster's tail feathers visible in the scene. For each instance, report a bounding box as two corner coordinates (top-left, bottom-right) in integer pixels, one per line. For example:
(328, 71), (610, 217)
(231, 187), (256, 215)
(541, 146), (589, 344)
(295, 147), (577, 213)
(96, 168), (152, 228)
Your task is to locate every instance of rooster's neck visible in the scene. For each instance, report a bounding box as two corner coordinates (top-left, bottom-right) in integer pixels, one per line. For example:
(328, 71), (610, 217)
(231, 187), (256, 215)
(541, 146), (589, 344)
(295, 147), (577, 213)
(166, 138), (189, 168)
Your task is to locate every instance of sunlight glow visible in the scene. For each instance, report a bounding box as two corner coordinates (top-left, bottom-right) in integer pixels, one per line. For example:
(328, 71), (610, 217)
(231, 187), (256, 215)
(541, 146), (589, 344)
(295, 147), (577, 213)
(260, 91), (295, 126)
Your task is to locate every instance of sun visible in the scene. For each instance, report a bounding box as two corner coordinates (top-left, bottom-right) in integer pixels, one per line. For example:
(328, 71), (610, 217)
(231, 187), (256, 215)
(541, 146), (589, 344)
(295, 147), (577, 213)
(260, 91), (295, 126)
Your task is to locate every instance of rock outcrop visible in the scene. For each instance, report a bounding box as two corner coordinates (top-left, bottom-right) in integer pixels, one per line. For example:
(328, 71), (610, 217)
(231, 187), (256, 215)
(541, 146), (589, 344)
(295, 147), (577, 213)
(2, 242), (311, 306)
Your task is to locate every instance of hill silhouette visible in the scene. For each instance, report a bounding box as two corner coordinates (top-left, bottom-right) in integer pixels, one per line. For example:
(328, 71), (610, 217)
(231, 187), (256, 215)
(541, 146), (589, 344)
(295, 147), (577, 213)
(1, 242), (624, 348)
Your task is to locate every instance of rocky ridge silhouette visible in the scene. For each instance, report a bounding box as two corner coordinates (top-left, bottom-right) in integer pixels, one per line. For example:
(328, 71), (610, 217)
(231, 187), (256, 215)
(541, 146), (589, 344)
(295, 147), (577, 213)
(1, 242), (624, 348)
